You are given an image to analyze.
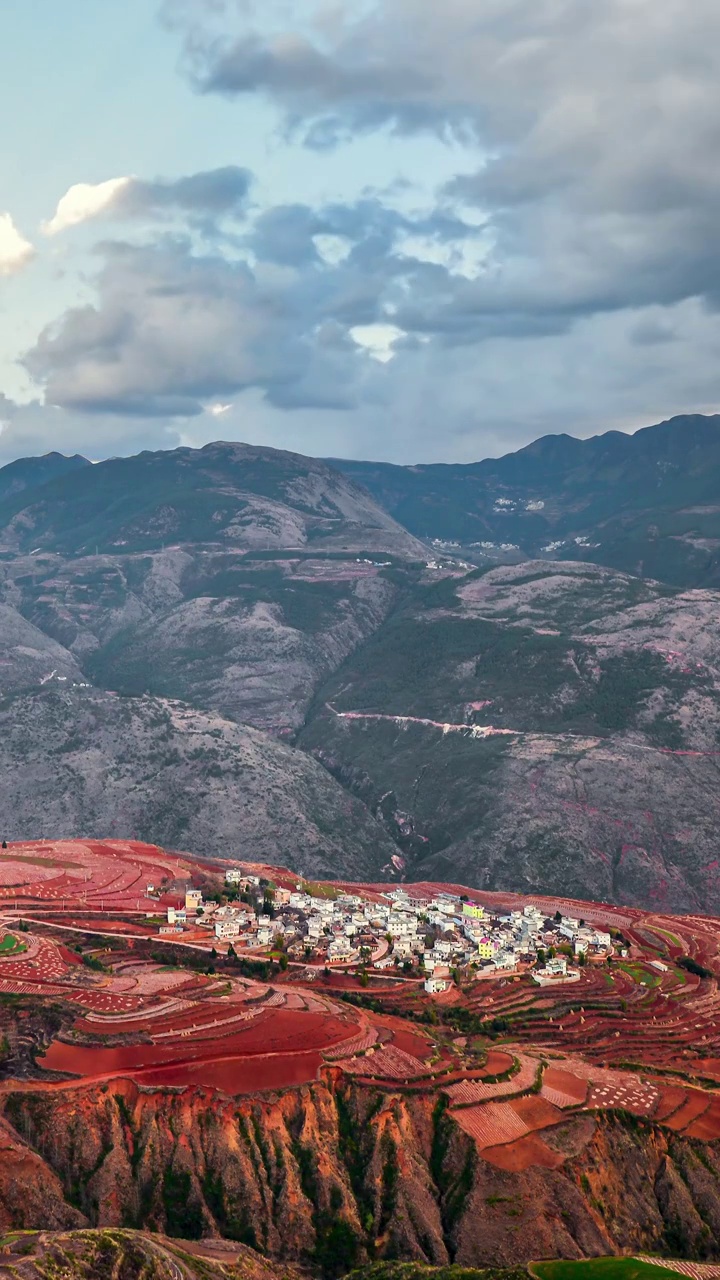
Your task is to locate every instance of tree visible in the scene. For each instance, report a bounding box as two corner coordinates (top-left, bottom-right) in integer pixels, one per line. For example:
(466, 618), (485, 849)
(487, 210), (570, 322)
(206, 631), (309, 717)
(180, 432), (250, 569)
(359, 970), (369, 988)
(536, 948), (546, 967)
(279, 953), (289, 972)
(210, 947), (217, 960)
(577, 951), (586, 967)
(227, 944), (237, 960)
(1, 841), (6, 850)
(554, 910), (562, 923)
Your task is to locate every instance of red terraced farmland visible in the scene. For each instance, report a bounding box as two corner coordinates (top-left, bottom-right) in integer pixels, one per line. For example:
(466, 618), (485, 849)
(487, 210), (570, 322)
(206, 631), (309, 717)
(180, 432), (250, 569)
(135, 1050), (324, 1093)
(664, 1090), (712, 1132)
(445, 1054), (536, 1105)
(339, 1044), (427, 1079)
(324, 1028), (381, 1060)
(588, 1080), (659, 1114)
(384, 1027), (433, 1060)
(41, 1009), (352, 1083)
(509, 1094), (562, 1130)
(482, 1051), (515, 1076)
(653, 1086), (689, 1121)
(453, 1101), (528, 1148)
(684, 1098), (720, 1141)
(482, 1133), (565, 1171)
(541, 1066), (588, 1108)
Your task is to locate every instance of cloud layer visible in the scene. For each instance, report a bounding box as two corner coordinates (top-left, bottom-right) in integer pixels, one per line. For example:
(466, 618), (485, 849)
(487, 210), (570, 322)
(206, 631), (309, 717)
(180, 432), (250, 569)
(6, 0), (720, 463)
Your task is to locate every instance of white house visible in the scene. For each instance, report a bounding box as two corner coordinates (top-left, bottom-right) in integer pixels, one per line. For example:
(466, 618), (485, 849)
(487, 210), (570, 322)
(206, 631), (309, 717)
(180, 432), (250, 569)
(215, 919), (241, 939)
(425, 975), (449, 994)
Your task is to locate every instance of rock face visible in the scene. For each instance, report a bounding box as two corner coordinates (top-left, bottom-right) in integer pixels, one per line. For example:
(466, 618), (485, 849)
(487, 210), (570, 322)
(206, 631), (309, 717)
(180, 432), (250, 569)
(0, 687), (396, 879)
(2, 1079), (720, 1266)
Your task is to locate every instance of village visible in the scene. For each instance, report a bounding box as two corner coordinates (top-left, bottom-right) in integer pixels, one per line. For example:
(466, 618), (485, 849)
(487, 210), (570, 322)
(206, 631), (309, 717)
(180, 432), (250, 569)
(160, 870), (617, 993)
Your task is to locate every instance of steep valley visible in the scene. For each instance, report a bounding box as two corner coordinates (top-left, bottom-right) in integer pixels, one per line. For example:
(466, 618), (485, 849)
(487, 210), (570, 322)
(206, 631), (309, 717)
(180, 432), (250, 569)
(1, 431), (720, 905)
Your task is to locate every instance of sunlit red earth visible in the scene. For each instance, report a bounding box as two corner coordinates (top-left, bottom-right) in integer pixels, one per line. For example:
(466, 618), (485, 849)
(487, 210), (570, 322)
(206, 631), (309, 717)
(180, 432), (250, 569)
(2, 838), (720, 1172)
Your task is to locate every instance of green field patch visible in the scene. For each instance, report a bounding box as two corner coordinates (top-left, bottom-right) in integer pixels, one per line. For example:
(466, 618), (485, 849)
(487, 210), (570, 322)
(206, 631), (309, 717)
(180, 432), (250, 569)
(532, 1258), (689, 1280)
(616, 963), (661, 988)
(647, 926), (682, 948)
(0, 934), (27, 957)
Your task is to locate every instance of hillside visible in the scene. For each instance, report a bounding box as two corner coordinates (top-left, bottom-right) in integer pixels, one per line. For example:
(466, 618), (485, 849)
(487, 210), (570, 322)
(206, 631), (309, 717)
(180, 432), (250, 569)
(0, 856), (719, 1270)
(1, 434), (720, 906)
(299, 561), (720, 910)
(334, 415), (720, 586)
(0, 1228), (303, 1279)
(0, 687), (396, 878)
(0, 441), (426, 559)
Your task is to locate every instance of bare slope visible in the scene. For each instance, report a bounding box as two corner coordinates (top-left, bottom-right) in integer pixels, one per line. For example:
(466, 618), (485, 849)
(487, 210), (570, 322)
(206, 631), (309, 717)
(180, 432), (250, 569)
(0, 687), (396, 878)
(300, 561), (720, 910)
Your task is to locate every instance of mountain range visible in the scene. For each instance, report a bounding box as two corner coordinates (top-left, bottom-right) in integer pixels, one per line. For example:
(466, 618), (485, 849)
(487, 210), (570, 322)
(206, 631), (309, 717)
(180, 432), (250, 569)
(334, 413), (720, 585)
(1, 415), (720, 908)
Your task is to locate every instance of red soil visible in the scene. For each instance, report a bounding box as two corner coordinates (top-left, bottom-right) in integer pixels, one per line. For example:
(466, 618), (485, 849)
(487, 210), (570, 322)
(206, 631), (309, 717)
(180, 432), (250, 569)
(664, 1090), (712, 1131)
(483, 1050), (515, 1076)
(684, 1098), (720, 1141)
(653, 1086), (689, 1121)
(42, 1009), (351, 1081)
(385, 1028), (434, 1059)
(366, 1012), (434, 1060)
(509, 1094), (563, 1130)
(541, 1066), (588, 1105)
(135, 1050), (324, 1093)
(482, 1132), (565, 1171)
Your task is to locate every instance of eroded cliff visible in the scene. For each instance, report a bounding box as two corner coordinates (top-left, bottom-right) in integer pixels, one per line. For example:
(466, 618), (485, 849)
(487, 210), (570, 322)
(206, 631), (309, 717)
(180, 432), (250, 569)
(2, 1079), (720, 1271)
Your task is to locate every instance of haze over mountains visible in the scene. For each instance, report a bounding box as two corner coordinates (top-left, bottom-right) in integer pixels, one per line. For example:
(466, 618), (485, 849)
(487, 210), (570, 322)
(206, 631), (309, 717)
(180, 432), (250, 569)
(2, 415), (720, 909)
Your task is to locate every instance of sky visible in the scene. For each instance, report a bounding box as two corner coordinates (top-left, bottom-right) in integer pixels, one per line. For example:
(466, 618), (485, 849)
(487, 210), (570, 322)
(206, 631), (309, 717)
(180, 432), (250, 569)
(2, 0), (720, 465)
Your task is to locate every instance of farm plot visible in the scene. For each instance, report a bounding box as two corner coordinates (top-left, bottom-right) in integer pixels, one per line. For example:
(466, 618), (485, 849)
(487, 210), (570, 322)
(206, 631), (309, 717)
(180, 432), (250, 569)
(339, 1043), (428, 1080)
(444, 1053), (537, 1105)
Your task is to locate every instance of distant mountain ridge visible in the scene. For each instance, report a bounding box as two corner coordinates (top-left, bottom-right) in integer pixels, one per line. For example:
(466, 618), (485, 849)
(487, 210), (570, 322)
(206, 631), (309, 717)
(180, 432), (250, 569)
(0, 440), (425, 559)
(332, 414), (720, 585)
(0, 449), (89, 502)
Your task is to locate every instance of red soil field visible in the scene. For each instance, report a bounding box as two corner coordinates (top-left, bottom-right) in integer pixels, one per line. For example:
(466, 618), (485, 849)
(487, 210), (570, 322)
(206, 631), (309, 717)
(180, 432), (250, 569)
(135, 1050), (324, 1093)
(653, 1086), (689, 1121)
(482, 1132), (565, 1171)
(483, 1050), (515, 1076)
(664, 1090), (712, 1131)
(384, 1028), (434, 1060)
(541, 1066), (588, 1107)
(42, 1009), (352, 1081)
(683, 1098), (720, 1140)
(509, 1094), (563, 1130)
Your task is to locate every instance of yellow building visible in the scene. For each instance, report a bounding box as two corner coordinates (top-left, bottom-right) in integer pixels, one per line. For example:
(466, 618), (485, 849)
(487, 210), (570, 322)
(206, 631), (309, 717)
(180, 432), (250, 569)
(463, 902), (485, 920)
(477, 941), (494, 959)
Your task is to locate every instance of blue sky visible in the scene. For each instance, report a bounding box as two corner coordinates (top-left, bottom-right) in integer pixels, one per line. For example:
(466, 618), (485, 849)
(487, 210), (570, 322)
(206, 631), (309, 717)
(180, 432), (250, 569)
(2, 0), (720, 464)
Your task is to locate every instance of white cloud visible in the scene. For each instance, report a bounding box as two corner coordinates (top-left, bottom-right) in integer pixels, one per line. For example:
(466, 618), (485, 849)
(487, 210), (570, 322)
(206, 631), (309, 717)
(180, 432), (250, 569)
(0, 213), (34, 276)
(42, 177), (134, 236)
(42, 168), (253, 238)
